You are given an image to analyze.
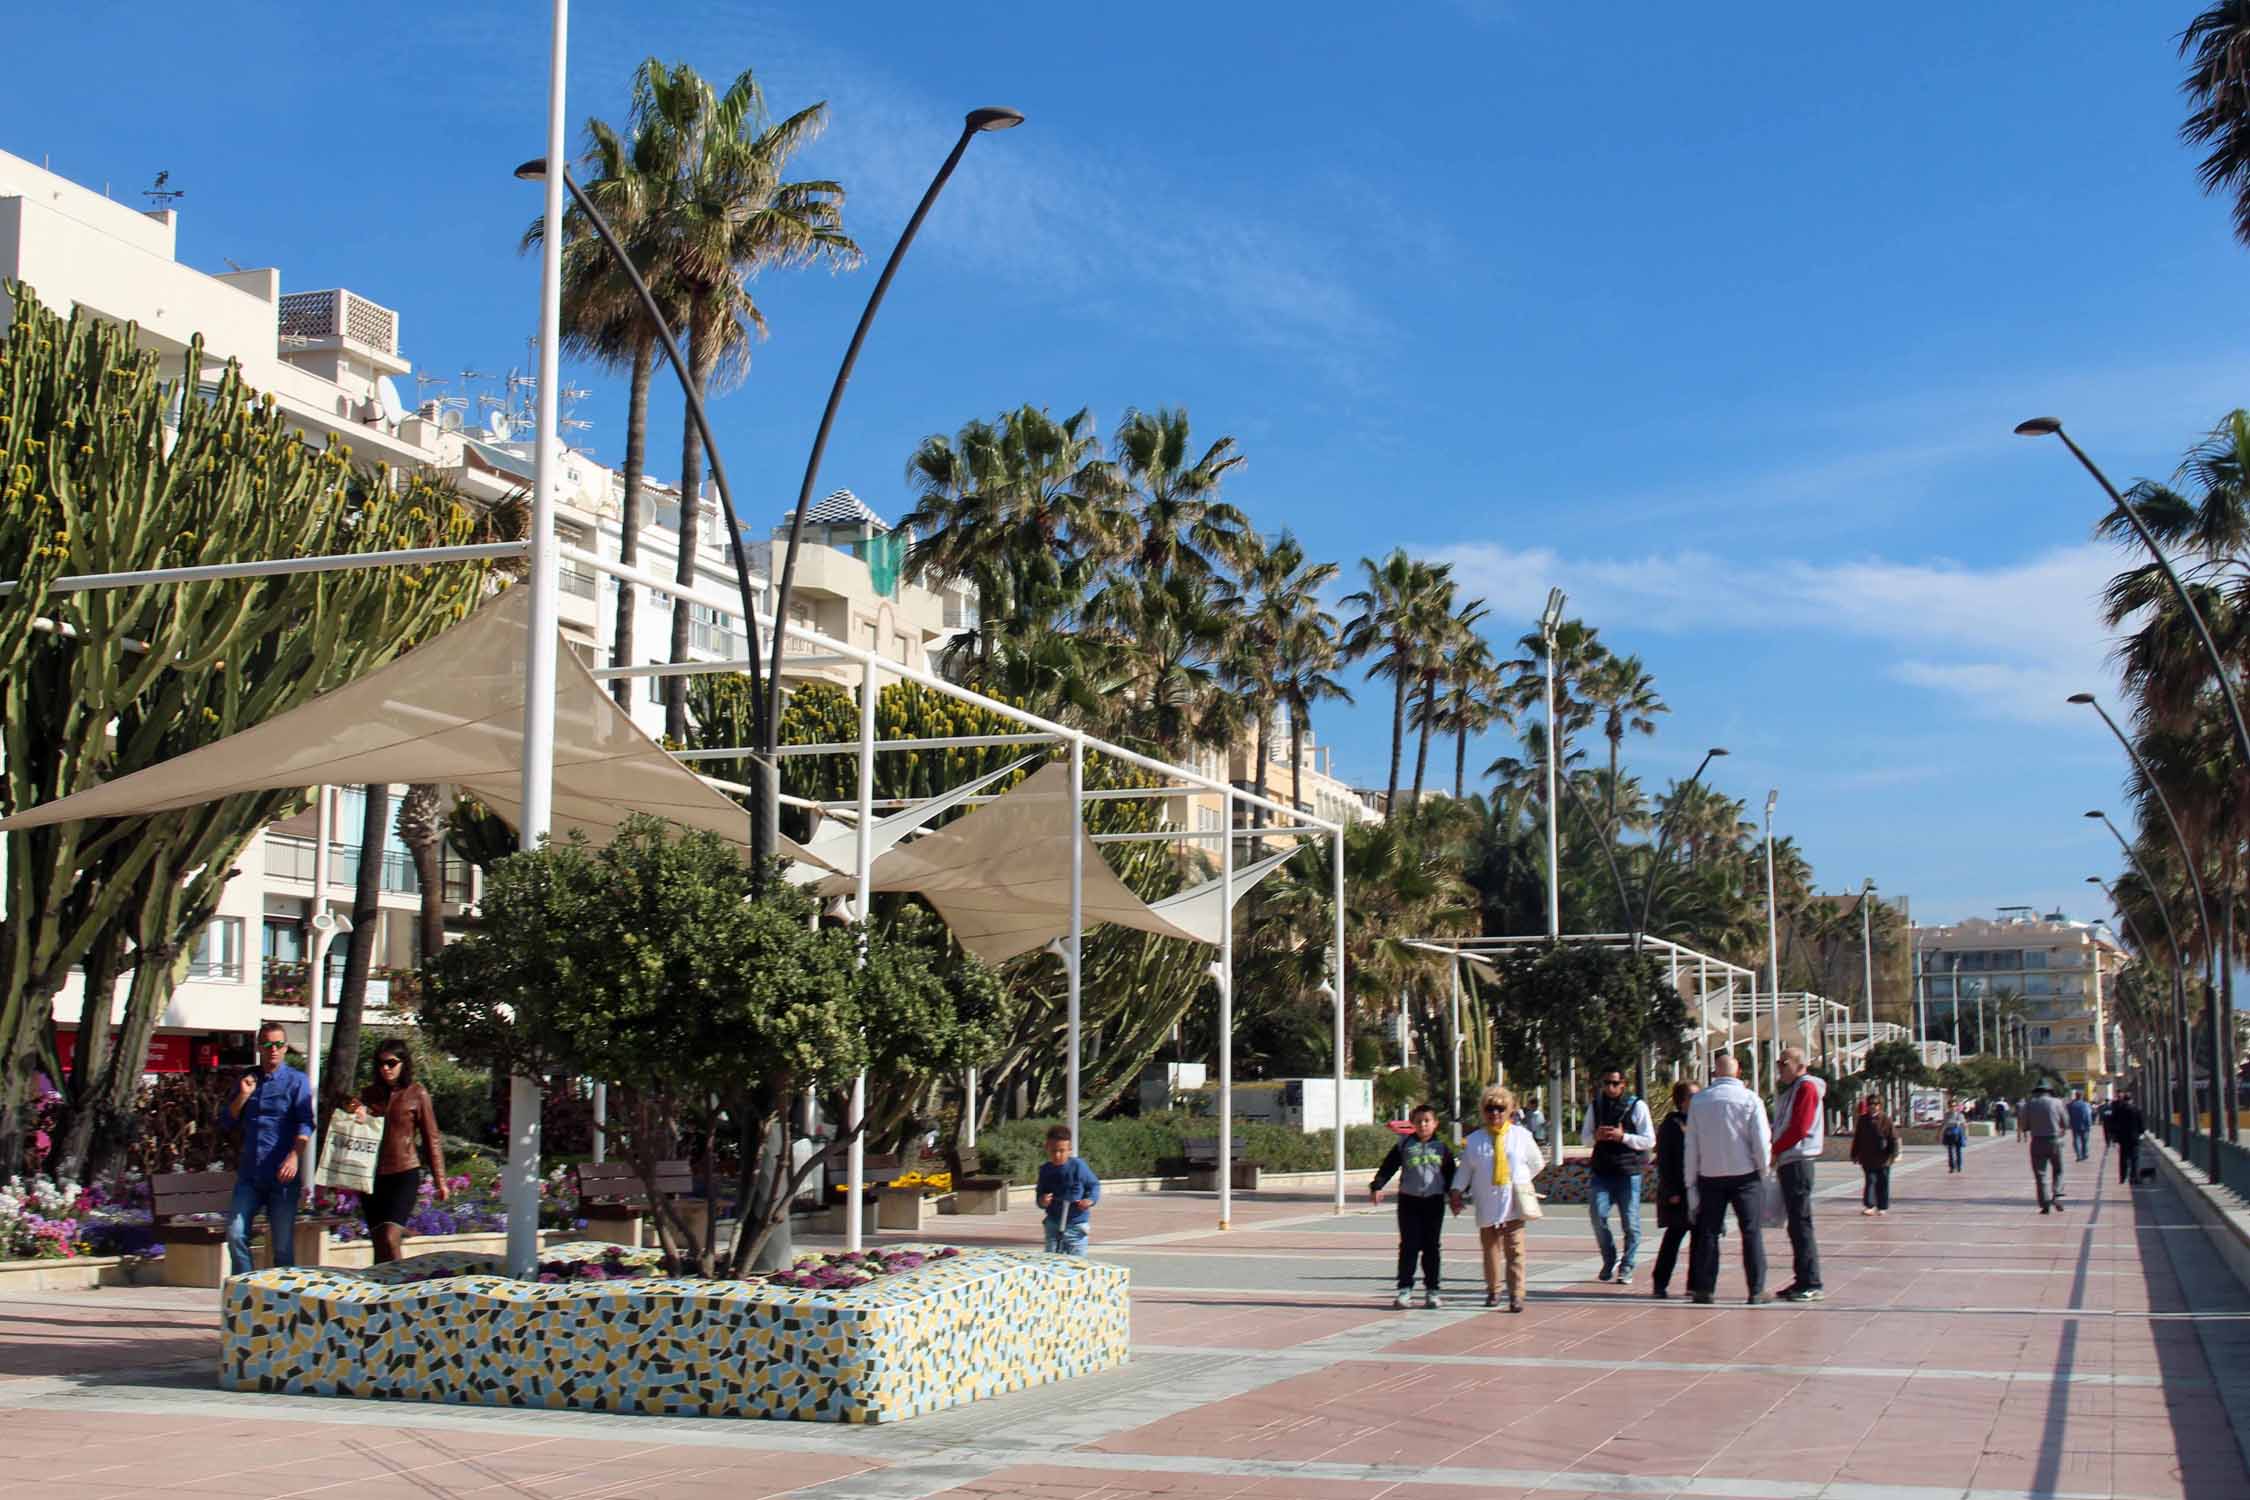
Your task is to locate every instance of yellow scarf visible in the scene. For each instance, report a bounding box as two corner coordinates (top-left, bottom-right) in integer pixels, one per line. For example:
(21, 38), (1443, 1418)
(1490, 1123), (1511, 1188)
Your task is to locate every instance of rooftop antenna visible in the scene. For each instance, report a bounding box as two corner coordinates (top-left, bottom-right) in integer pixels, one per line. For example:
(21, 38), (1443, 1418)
(143, 171), (184, 210)
(413, 373), (449, 399)
(222, 256), (247, 273)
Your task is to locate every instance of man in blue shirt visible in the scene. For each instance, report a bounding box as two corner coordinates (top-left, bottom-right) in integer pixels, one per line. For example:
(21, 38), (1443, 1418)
(2066, 1091), (2094, 1163)
(223, 1021), (314, 1275)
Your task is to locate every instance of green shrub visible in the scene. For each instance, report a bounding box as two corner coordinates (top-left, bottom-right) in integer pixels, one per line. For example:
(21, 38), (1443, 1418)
(973, 1111), (1401, 1184)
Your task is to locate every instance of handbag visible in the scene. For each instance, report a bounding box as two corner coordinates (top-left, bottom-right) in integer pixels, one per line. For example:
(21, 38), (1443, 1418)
(1759, 1172), (1786, 1230)
(1511, 1131), (1543, 1220)
(315, 1108), (383, 1194)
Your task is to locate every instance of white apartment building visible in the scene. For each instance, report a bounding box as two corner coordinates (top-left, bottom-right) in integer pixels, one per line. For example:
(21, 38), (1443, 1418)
(1913, 912), (2125, 1090)
(0, 149), (970, 1078)
(1172, 721), (1383, 849)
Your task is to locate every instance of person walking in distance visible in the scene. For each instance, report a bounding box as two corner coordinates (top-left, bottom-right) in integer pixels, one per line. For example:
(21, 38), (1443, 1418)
(1851, 1096), (1900, 1215)
(1582, 1065), (1654, 1286)
(2066, 1090), (2094, 1163)
(1769, 1046), (1826, 1303)
(222, 1021), (314, 1277)
(2020, 1082), (2069, 1213)
(1450, 1086), (1546, 1312)
(2109, 1090), (2146, 1186)
(1684, 1055), (1772, 1306)
(1649, 1080), (1697, 1298)
(1941, 1106), (1968, 1173)
(1371, 1103), (1456, 1309)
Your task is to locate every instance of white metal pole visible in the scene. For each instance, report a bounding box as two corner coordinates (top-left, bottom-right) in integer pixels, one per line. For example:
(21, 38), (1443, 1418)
(1449, 956), (1463, 1142)
(303, 787), (330, 1200)
(1218, 788), (1235, 1231)
(1911, 919), (1923, 1062)
(846, 658), (876, 1250)
(964, 1068), (978, 1149)
(1331, 826), (1347, 1213)
(1068, 737), (1084, 1147)
(591, 1083), (606, 1164)
(1862, 882), (1877, 1047)
(1543, 628), (1561, 939)
(504, 0), (569, 1280)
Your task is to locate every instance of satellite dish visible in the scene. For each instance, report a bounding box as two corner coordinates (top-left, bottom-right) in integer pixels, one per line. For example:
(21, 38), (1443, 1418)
(437, 407), (464, 433)
(485, 410), (512, 441)
(374, 376), (407, 425)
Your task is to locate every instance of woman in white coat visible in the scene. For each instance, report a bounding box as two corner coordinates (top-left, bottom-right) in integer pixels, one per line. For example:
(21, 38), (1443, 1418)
(1449, 1084), (1546, 1312)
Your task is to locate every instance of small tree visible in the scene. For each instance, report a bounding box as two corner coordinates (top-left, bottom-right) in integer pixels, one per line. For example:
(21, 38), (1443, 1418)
(421, 818), (1009, 1277)
(1861, 1038), (1931, 1120)
(1491, 944), (1691, 1097)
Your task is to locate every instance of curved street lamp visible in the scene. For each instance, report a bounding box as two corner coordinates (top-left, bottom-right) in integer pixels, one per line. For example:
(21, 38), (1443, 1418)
(765, 108), (1026, 801)
(2086, 809), (2195, 1140)
(1633, 747), (1730, 940)
(2088, 875), (2159, 1106)
(2068, 691), (2221, 1170)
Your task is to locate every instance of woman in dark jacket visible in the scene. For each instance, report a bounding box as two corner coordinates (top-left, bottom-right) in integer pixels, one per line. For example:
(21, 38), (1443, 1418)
(350, 1039), (449, 1262)
(1649, 1080), (1697, 1298)
(1852, 1098), (1901, 1215)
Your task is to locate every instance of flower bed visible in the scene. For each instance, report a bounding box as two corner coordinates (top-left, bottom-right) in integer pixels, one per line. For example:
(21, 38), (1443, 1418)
(222, 1241), (1127, 1423)
(313, 1164), (584, 1244)
(0, 1174), (162, 1262)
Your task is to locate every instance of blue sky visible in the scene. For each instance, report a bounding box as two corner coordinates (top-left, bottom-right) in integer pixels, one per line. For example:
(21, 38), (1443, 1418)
(5, 2), (2242, 925)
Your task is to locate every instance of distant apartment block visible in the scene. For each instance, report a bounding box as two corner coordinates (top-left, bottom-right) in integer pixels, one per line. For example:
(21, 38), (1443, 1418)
(1913, 912), (2125, 1090)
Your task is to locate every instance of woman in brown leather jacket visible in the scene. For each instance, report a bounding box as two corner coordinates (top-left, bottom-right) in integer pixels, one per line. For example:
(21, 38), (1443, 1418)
(1851, 1097), (1901, 1216)
(350, 1039), (448, 1261)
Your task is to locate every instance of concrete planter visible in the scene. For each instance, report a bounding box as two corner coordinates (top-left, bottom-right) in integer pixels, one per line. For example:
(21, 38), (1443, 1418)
(221, 1241), (1129, 1423)
(0, 1254), (135, 1291)
(317, 1229), (570, 1270)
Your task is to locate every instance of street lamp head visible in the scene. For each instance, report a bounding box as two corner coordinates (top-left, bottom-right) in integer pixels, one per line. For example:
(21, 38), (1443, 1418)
(2014, 417), (2063, 437)
(2084, 809), (2106, 822)
(1765, 788), (1778, 815)
(965, 107), (1026, 132)
(513, 157), (549, 181)
(1709, 747), (1730, 759)
(1541, 587), (1566, 631)
(2085, 876), (2103, 886)
(2066, 692), (2096, 705)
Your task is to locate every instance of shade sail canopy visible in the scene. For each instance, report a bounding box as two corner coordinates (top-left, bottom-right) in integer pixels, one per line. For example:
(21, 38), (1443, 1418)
(819, 762), (1202, 962)
(0, 586), (818, 863)
(1145, 848), (1296, 946)
(783, 756), (1035, 886)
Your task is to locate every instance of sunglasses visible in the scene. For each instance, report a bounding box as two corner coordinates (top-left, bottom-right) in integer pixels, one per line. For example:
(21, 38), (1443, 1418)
(1483, 1105), (1510, 1115)
(377, 1058), (403, 1070)
(1602, 1078), (1626, 1087)
(259, 1040), (287, 1050)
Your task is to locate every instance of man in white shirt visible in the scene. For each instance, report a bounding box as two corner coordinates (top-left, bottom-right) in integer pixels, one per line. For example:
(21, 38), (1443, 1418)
(1683, 1053), (1772, 1306)
(1581, 1066), (1656, 1285)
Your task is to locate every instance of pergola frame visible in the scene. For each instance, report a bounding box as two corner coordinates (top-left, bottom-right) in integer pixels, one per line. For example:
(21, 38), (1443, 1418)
(6, 531), (1351, 1263)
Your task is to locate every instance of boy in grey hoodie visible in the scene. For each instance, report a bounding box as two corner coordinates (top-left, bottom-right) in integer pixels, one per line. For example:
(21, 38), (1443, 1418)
(1371, 1104), (1457, 1308)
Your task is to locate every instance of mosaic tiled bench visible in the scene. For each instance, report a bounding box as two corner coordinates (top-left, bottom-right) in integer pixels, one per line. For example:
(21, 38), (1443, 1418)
(219, 1241), (1128, 1424)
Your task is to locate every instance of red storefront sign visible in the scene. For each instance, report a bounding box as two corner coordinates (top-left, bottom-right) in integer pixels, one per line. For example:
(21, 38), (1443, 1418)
(54, 1030), (195, 1074)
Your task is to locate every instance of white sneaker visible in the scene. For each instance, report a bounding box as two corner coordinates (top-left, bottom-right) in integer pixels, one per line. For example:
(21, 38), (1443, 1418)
(1392, 1289), (1412, 1309)
(1423, 1292), (1443, 1310)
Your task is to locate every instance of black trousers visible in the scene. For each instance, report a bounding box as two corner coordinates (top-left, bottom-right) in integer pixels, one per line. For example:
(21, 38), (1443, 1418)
(1651, 1221), (1690, 1292)
(1394, 1192), (1445, 1289)
(1688, 1172), (1766, 1299)
(1861, 1166), (1890, 1211)
(1777, 1158), (1822, 1290)
(2118, 1138), (2142, 1183)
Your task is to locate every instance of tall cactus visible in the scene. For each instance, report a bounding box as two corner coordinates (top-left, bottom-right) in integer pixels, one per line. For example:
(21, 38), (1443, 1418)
(0, 285), (495, 1177)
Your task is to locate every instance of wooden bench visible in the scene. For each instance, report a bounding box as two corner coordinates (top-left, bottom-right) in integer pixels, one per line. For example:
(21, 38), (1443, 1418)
(1183, 1135), (1263, 1192)
(149, 1170), (327, 1287)
(944, 1146), (1011, 1215)
(817, 1146), (928, 1231)
(574, 1159), (707, 1248)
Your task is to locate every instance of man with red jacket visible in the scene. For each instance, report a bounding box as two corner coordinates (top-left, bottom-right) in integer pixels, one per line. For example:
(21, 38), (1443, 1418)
(1769, 1046), (1826, 1303)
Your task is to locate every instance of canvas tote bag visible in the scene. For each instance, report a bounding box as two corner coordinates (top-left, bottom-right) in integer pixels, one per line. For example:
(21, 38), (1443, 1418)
(316, 1108), (383, 1193)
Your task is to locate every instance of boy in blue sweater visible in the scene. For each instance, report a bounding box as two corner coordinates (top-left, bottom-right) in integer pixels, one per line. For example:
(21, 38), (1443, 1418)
(1035, 1124), (1101, 1255)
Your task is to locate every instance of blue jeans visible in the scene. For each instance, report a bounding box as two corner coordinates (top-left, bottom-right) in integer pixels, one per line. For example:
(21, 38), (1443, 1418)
(226, 1176), (300, 1277)
(1945, 1140), (1964, 1171)
(2072, 1126), (2090, 1161)
(1044, 1219), (1088, 1256)
(1588, 1170), (1642, 1272)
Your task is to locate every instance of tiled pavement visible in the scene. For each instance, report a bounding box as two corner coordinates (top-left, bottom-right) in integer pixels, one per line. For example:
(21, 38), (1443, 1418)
(2, 1138), (2246, 1498)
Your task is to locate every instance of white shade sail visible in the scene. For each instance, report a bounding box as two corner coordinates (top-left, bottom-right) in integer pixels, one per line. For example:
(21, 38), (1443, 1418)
(819, 762), (1202, 962)
(1145, 847), (1297, 946)
(783, 756), (1034, 886)
(0, 586), (820, 864)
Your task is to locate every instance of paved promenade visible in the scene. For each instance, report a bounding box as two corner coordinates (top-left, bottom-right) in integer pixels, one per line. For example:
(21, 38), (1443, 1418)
(2, 1137), (2246, 1498)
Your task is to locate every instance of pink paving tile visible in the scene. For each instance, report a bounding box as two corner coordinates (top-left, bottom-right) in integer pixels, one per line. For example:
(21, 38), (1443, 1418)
(1130, 1292), (1400, 1349)
(923, 1466), (1400, 1498)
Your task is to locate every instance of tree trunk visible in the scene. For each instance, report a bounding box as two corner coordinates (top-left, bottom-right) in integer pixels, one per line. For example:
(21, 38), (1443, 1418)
(1606, 731), (1621, 830)
(1253, 701), (1273, 830)
(326, 785), (389, 1112)
(1385, 670), (1408, 811)
(1290, 711), (1308, 830)
(610, 335), (655, 709)
(666, 302), (713, 744)
(396, 785), (447, 968)
(47, 930), (126, 1179)
(1409, 678), (1434, 806)
(1454, 721), (1468, 803)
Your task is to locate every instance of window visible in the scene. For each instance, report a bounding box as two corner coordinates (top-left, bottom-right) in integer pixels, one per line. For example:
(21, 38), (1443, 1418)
(262, 917), (305, 964)
(187, 917), (245, 982)
(2021, 950), (2048, 970)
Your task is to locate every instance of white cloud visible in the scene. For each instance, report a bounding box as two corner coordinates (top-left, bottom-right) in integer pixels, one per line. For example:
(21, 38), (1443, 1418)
(1426, 538), (2131, 724)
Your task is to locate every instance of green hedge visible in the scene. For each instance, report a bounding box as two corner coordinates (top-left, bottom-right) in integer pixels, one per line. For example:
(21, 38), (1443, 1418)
(973, 1111), (1402, 1185)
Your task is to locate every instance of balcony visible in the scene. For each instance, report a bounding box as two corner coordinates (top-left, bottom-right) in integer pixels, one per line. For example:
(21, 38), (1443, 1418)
(267, 835), (472, 903)
(690, 617), (745, 656)
(276, 288), (399, 358)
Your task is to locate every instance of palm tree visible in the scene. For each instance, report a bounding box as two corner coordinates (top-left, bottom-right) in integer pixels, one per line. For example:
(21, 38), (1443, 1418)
(1112, 407), (1248, 579)
(1429, 629), (1502, 802)
(622, 61), (859, 740)
(1407, 594), (1480, 807)
(1587, 653), (1667, 831)
(1227, 531), (1340, 826)
(1340, 551), (1454, 811)
(530, 102), (687, 706)
(2179, 3), (2250, 249)
(1083, 568), (1239, 755)
(1274, 604), (1353, 825)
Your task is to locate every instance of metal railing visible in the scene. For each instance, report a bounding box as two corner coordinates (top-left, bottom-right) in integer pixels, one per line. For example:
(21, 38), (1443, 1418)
(267, 835), (472, 902)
